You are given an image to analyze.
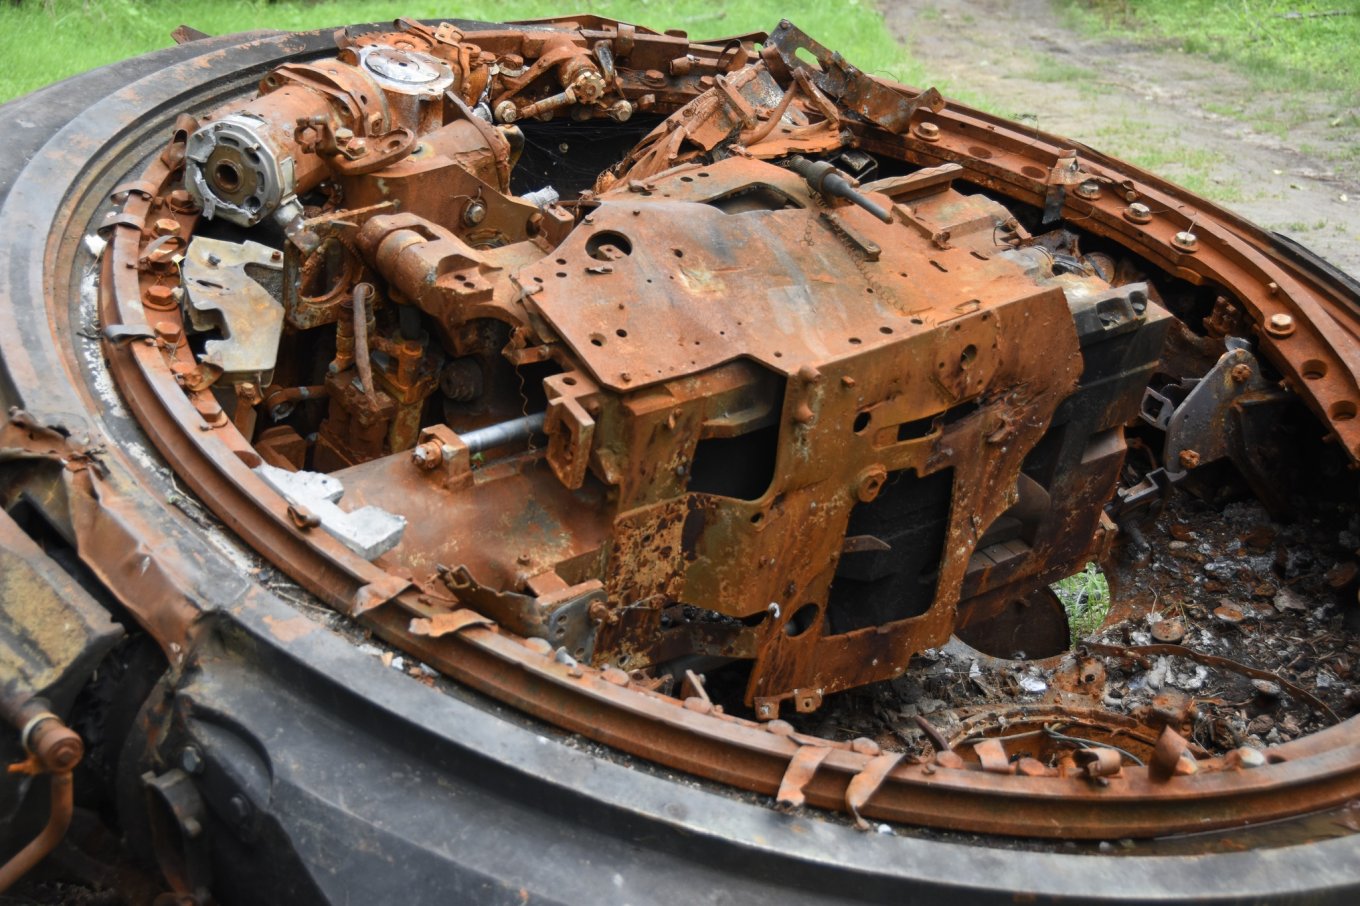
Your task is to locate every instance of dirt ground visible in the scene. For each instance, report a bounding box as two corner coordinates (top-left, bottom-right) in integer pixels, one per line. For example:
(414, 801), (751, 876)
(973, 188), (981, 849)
(883, 0), (1360, 280)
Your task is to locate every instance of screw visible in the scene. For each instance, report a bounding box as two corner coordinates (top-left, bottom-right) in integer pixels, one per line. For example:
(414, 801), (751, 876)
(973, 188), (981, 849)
(462, 201), (487, 226)
(1178, 449), (1201, 470)
(1123, 202), (1152, 224)
(913, 121), (940, 142)
(1231, 363), (1253, 383)
(1172, 230), (1198, 251)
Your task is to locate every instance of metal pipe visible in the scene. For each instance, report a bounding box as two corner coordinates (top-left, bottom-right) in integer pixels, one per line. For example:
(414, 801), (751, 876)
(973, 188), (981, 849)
(739, 79), (800, 147)
(264, 384), (328, 411)
(0, 702), (82, 894)
(0, 772), (74, 893)
(461, 412), (546, 454)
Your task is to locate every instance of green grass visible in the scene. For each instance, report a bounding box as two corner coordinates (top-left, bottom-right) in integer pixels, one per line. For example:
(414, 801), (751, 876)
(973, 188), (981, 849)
(1052, 562), (1112, 643)
(0, 0), (933, 103)
(1089, 119), (1247, 201)
(1062, 0), (1360, 93)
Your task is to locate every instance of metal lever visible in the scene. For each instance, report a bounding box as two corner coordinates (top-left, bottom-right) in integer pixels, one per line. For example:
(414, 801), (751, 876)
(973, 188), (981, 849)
(786, 155), (893, 223)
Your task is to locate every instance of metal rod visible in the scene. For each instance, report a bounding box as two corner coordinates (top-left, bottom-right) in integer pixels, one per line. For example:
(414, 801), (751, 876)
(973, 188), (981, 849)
(352, 282), (375, 397)
(0, 773), (73, 893)
(461, 412), (546, 454)
(786, 155), (893, 223)
(0, 703), (82, 894)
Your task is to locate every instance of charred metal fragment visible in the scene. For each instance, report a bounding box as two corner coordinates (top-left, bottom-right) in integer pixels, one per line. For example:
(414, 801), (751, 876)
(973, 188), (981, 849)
(2, 12), (1360, 903)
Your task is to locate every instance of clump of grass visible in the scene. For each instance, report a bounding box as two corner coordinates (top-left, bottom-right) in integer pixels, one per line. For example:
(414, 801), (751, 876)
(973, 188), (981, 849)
(1052, 562), (1111, 643)
(0, 0), (933, 104)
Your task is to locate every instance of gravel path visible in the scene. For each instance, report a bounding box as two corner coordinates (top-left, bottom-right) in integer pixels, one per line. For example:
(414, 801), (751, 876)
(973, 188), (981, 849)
(884, 0), (1360, 279)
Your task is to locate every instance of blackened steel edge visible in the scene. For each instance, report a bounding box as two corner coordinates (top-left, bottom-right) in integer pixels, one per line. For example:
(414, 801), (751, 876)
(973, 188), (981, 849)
(2, 24), (1355, 845)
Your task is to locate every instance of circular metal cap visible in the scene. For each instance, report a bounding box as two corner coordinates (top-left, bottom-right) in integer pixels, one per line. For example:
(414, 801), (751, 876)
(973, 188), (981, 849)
(359, 46), (455, 96)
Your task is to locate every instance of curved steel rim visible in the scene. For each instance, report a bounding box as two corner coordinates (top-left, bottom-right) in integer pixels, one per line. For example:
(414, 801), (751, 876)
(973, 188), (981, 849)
(64, 25), (1360, 841)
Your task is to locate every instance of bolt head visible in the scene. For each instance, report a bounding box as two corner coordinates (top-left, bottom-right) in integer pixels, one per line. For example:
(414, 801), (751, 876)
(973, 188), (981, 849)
(914, 121), (941, 141)
(1124, 202), (1153, 223)
(1075, 178), (1101, 199)
(463, 201), (487, 226)
(1267, 312), (1295, 336)
(228, 793), (252, 822)
(1172, 230), (1198, 251)
(179, 746), (204, 775)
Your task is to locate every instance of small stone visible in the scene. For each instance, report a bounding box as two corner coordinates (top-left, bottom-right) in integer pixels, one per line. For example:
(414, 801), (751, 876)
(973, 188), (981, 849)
(1325, 562), (1358, 589)
(1213, 603), (1246, 624)
(1274, 588), (1309, 612)
(1252, 679), (1282, 698)
(1243, 525), (1277, 551)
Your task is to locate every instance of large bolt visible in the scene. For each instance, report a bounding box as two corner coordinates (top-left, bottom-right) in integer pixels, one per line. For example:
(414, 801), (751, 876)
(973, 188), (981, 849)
(462, 200), (487, 226)
(913, 121), (940, 142)
(1172, 230), (1199, 252)
(1266, 312), (1296, 337)
(144, 285), (179, 311)
(1123, 202), (1153, 224)
(166, 188), (199, 213)
(1075, 178), (1102, 200)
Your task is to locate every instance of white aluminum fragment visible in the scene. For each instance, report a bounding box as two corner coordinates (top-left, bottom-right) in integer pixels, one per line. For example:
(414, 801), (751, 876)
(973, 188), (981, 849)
(253, 463), (405, 560)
